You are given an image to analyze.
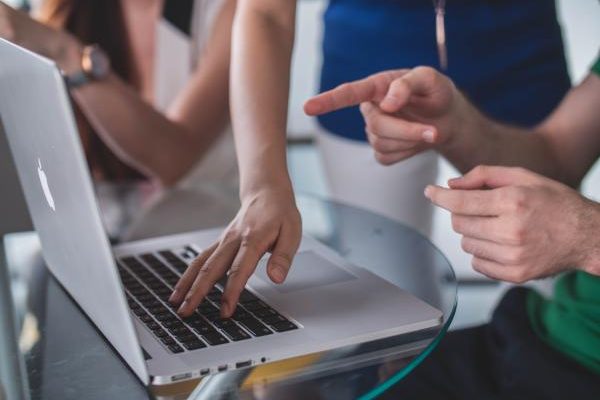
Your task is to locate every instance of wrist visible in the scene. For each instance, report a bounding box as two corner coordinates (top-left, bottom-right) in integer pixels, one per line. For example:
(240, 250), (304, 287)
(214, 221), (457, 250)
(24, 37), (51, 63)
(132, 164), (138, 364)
(50, 32), (83, 74)
(240, 172), (294, 201)
(437, 89), (477, 152)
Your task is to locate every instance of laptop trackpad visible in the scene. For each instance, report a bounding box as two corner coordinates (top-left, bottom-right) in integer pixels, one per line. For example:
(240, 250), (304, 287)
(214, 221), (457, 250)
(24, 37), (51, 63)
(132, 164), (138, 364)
(253, 251), (357, 294)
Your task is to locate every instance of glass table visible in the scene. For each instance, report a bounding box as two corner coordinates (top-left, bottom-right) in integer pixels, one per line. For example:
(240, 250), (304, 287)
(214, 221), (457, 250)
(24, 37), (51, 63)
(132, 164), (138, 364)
(1, 186), (457, 400)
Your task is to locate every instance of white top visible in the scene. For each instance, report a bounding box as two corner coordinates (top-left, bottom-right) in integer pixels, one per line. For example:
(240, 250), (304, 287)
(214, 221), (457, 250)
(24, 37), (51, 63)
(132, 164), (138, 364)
(154, 0), (237, 188)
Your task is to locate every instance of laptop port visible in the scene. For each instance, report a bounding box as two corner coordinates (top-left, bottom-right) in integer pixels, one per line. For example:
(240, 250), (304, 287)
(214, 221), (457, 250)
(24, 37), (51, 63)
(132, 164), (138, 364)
(172, 372), (192, 382)
(236, 360), (252, 369)
(218, 365), (228, 372)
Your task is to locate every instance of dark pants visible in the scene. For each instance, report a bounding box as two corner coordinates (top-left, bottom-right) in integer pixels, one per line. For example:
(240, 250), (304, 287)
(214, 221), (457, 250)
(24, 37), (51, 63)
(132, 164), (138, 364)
(381, 288), (600, 400)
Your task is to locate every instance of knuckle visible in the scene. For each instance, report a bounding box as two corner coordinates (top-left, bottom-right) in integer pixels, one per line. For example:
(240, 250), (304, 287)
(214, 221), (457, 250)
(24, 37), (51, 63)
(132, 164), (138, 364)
(506, 248), (525, 264)
(471, 165), (487, 178)
(414, 66), (437, 82)
(507, 224), (527, 246)
(507, 269), (528, 284)
(221, 228), (240, 244)
(199, 263), (212, 273)
(471, 257), (484, 274)
(460, 237), (474, 254)
(374, 151), (388, 165)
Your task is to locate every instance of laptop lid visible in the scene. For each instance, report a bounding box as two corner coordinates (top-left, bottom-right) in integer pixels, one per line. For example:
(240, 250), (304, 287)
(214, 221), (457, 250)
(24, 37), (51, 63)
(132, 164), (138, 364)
(0, 39), (148, 384)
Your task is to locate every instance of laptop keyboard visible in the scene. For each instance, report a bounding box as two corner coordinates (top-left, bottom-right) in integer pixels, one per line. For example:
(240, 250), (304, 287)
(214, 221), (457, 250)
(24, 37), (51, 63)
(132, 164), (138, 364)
(117, 246), (298, 354)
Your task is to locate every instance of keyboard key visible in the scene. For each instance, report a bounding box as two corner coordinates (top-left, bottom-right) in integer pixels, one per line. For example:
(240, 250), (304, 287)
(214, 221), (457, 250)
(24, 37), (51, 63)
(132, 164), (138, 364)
(198, 302), (219, 315)
(139, 314), (153, 323)
(184, 246), (199, 257)
(243, 300), (268, 312)
(232, 308), (252, 320)
(154, 329), (169, 338)
(213, 319), (236, 329)
(203, 312), (221, 322)
(168, 344), (184, 354)
(202, 332), (229, 346)
(252, 308), (278, 319)
(207, 290), (222, 302)
(163, 320), (185, 329)
(155, 312), (176, 322)
(159, 250), (179, 261)
(271, 321), (298, 332)
(160, 336), (176, 346)
(261, 314), (288, 325)
(221, 325), (251, 341)
(170, 326), (193, 337)
(147, 305), (167, 314)
(193, 324), (216, 335)
(177, 334), (199, 343)
(239, 290), (258, 303)
(133, 308), (146, 317)
(183, 340), (206, 351)
(238, 317), (272, 337)
(169, 260), (189, 274)
(147, 321), (160, 330)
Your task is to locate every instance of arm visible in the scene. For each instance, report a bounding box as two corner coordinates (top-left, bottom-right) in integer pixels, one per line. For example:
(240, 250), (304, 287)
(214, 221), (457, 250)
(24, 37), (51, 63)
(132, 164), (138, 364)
(0, 0), (234, 186)
(169, 0), (302, 317)
(305, 67), (600, 187)
(305, 67), (600, 282)
(425, 166), (600, 280)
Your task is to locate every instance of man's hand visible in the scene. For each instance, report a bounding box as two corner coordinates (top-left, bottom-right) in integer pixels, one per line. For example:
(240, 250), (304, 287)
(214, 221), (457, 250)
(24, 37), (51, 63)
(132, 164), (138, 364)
(425, 166), (600, 282)
(0, 1), (81, 73)
(304, 67), (464, 165)
(169, 187), (302, 318)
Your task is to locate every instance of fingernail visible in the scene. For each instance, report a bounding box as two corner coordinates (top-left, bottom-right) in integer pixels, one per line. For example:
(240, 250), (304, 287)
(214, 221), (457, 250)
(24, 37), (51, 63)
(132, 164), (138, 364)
(169, 289), (180, 304)
(381, 95), (400, 108)
(271, 266), (286, 283)
(177, 300), (189, 315)
(422, 129), (436, 143)
(424, 185), (433, 199)
(220, 301), (230, 318)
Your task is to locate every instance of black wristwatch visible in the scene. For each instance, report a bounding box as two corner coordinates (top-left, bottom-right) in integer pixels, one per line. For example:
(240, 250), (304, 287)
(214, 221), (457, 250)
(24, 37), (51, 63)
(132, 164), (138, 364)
(63, 45), (110, 89)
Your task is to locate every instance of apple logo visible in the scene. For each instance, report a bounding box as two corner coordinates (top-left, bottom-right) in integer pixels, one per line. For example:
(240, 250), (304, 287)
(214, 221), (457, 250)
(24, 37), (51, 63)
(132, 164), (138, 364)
(37, 158), (56, 212)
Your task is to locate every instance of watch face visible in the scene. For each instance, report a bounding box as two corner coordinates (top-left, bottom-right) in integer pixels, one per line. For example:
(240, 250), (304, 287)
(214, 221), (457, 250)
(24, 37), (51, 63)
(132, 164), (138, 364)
(82, 45), (110, 79)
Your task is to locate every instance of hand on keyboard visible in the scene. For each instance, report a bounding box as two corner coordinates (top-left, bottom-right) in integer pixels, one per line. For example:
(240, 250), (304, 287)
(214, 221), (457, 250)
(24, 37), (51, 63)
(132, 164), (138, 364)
(168, 187), (302, 318)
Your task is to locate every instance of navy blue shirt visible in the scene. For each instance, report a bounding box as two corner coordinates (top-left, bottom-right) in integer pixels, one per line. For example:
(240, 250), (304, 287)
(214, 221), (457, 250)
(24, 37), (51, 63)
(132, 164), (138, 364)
(318, 0), (571, 141)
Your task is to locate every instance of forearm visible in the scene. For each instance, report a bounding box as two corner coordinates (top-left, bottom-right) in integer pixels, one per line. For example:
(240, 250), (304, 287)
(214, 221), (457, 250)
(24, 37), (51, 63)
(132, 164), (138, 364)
(439, 93), (564, 182)
(230, 2), (296, 197)
(73, 74), (227, 186)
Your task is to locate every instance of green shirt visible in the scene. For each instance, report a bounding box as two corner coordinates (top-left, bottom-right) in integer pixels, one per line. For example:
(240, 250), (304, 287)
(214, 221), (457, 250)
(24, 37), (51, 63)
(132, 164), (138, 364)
(526, 55), (600, 375)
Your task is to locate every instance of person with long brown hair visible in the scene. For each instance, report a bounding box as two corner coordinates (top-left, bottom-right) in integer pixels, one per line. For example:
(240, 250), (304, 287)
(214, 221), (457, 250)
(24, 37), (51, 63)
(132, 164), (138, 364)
(0, 0), (237, 186)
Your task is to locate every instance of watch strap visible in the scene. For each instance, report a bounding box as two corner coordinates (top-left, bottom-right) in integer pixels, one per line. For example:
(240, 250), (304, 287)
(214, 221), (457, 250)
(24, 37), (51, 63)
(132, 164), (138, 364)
(64, 70), (90, 89)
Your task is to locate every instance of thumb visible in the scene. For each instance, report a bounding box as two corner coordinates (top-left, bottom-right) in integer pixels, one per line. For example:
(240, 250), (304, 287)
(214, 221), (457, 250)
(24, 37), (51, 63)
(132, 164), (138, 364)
(266, 225), (300, 284)
(379, 66), (444, 113)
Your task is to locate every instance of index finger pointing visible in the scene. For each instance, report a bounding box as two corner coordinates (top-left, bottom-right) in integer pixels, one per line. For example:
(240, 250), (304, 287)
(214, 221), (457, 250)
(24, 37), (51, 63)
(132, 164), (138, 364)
(424, 185), (503, 216)
(304, 70), (408, 115)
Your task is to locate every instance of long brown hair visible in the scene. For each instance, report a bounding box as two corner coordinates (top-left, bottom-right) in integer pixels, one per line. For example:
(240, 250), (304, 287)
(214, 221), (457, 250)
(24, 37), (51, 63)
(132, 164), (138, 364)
(38, 0), (144, 181)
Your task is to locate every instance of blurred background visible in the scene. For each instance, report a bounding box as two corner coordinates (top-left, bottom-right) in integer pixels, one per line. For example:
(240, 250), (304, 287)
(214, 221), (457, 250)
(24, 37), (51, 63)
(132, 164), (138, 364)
(2, 0), (599, 330)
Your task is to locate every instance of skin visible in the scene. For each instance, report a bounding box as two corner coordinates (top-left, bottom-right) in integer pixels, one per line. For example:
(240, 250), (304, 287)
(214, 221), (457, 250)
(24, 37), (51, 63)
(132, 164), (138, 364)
(0, 0), (235, 186)
(170, 0), (302, 318)
(305, 67), (600, 280)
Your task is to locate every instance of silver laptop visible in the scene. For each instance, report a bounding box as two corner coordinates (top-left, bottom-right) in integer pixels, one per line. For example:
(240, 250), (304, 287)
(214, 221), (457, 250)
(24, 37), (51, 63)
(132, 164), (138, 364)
(0, 39), (442, 386)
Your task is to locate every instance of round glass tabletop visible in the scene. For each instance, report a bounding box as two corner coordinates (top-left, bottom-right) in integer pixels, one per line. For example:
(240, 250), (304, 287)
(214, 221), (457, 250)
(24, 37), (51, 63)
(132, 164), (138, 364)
(1, 187), (456, 400)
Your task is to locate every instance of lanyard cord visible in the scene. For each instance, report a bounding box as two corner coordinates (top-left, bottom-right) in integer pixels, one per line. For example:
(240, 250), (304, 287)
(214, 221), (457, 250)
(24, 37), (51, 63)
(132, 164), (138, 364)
(433, 0), (448, 70)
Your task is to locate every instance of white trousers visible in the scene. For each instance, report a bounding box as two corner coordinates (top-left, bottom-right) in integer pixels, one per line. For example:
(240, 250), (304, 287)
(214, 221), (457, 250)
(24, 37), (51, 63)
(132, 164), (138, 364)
(316, 129), (439, 237)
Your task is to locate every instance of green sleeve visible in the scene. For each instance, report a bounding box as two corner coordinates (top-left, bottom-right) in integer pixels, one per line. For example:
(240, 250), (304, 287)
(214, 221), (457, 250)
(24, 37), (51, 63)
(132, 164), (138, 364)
(593, 56), (600, 76)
